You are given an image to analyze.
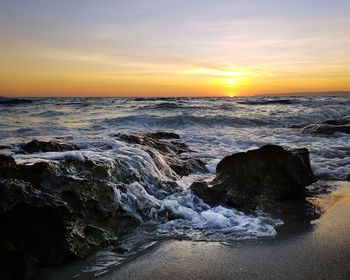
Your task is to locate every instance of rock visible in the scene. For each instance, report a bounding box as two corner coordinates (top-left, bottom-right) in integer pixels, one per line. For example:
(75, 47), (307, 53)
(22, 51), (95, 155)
(0, 134), (208, 277)
(0, 178), (72, 279)
(115, 133), (189, 155)
(0, 154), (16, 177)
(21, 140), (79, 154)
(291, 118), (350, 135)
(146, 131), (180, 140)
(0, 155), (139, 279)
(191, 145), (316, 211)
(115, 132), (208, 176)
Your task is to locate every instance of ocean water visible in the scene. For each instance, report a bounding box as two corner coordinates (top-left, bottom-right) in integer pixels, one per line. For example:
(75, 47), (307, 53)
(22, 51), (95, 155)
(2, 95), (350, 278)
(1, 96), (349, 244)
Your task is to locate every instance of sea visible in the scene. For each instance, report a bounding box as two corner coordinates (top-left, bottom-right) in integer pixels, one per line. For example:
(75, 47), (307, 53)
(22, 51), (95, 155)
(1, 95), (349, 277)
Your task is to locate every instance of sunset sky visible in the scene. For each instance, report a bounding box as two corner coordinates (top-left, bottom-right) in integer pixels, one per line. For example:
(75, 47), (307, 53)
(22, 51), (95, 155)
(0, 0), (349, 97)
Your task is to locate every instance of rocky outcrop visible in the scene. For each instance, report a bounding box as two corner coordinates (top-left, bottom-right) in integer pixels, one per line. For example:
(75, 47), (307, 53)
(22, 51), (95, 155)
(291, 118), (350, 135)
(191, 145), (316, 211)
(0, 134), (208, 279)
(0, 154), (139, 279)
(115, 132), (207, 176)
(21, 140), (79, 154)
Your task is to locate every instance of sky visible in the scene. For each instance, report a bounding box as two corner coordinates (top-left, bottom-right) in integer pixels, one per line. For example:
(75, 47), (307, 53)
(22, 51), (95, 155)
(0, 0), (349, 97)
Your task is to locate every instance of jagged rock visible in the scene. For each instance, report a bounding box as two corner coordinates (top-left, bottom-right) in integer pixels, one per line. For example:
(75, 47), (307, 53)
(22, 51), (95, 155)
(0, 155), (139, 279)
(115, 132), (207, 176)
(291, 118), (350, 135)
(21, 140), (79, 154)
(191, 145), (316, 211)
(0, 134), (208, 278)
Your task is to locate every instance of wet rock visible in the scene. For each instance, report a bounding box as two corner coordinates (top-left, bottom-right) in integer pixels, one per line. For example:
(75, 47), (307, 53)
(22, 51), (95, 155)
(146, 131), (180, 140)
(115, 132), (207, 176)
(0, 155), (139, 279)
(291, 118), (350, 135)
(0, 154), (16, 177)
(191, 145), (316, 211)
(21, 140), (79, 154)
(115, 133), (189, 155)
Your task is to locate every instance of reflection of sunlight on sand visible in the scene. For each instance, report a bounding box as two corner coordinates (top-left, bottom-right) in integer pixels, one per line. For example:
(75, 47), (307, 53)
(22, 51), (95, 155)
(312, 181), (350, 216)
(310, 181), (350, 246)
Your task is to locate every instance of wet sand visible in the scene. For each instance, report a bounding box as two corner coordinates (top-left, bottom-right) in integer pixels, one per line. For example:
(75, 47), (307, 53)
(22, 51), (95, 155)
(99, 181), (350, 280)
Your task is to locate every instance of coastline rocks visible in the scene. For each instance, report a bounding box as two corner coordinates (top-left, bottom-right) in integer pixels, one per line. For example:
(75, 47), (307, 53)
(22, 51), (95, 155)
(291, 118), (350, 135)
(191, 145), (316, 211)
(21, 140), (79, 154)
(0, 155), (139, 279)
(0, 133), (208, 278)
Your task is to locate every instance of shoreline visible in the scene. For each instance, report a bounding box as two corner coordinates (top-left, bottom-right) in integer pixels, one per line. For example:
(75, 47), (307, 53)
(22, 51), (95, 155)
(101, 181), (350, 280)
(35, 180), (350, 280)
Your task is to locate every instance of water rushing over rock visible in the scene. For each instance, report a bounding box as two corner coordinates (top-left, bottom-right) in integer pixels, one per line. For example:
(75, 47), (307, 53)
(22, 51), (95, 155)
(0, 135), (286, 278)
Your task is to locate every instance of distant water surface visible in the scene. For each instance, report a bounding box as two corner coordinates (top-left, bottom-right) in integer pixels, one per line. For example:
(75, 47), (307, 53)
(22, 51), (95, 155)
(1, 96), (349, 179)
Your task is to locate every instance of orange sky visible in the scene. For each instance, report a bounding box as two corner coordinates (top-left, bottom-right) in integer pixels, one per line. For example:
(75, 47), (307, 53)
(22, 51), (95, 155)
(1, 0), (349, 97)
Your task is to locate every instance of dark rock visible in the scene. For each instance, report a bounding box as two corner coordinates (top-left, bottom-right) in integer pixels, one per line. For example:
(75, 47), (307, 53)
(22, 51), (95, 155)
(291, 118), (350, 135)
(0, 155), (139, 279)
(146, 132), (180, 140)
(0, 134), (209, 277)
(191, 145), (316, 211)
(21, 140), (79, 154)
(0, 154), (16, 177)
(115, 133), (189, 155)
(115, 132), (207, 176)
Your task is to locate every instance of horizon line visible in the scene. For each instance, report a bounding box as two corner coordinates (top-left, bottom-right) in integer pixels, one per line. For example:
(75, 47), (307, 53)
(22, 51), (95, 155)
(1, 90), (350, 98)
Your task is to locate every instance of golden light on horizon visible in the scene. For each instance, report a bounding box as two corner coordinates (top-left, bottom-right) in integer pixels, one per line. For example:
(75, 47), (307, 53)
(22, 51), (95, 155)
(0, 0), (349, 97)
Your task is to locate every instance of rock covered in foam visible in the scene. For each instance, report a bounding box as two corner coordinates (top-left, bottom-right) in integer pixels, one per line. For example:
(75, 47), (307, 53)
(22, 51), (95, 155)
(191, 145), (316, 211)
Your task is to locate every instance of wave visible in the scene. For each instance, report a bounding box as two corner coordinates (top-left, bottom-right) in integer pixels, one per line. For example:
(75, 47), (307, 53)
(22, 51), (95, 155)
(30, 111), (67, 118)
(138, 102), (187, 110)
(97, 114), (274, 129)
(0, 97), (34, 105)
(237, 98), (297, 105)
